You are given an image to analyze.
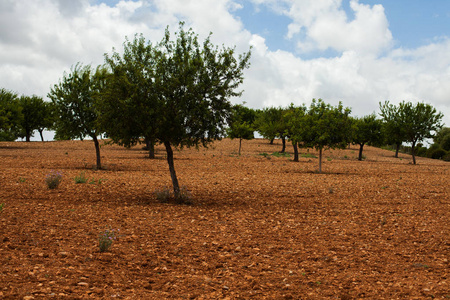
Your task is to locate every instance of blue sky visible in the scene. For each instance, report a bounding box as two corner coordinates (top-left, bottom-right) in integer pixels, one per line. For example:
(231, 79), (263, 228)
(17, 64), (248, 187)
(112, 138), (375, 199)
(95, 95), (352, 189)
(1, 0), (449, 141)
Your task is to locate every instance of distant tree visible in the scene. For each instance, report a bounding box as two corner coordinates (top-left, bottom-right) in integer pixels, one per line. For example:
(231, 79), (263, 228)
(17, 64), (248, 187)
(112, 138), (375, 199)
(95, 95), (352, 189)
(255, 107), (282, 144)
(48, 63), (106, 169)
(0, 88), (22, 141)
(100, 23), (251, 200)
(36, 101), (57, 142)
(379, 101), (406, 158)
(227, 104), (256, 155)
(397, 101), (443, 164)
(433, 127), (450, 151)
(18, 95), (50, 142)
(284, 104), (307, 162)
(352, 114), (383, 161)
(302, 99), (352, 173)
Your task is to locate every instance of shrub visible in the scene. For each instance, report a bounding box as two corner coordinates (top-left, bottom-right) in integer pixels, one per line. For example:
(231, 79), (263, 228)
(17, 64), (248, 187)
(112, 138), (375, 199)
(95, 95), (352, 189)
(98, 227), (117, 252)
(74, 172), (88, 184)
(430, 148), (447, 160)
(442, 153), (450, 162)
(0, 203), (4, 212)
(155, 186), (192, 204)
(45, 171), (63, 189)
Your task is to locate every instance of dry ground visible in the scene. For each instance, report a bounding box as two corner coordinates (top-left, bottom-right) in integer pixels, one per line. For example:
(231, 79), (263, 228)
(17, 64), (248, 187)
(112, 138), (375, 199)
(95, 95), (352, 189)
(0, 138), (449, 299)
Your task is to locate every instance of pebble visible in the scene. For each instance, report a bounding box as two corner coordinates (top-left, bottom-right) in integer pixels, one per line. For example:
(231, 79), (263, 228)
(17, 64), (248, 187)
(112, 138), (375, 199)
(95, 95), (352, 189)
(77, 282), (89, 287)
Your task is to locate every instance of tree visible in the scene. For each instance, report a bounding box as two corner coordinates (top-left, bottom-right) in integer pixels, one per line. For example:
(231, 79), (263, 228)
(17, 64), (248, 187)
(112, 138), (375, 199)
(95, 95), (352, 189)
(227, 104), (256, 155)
(36, 101), (57, 142)
(18, 95), (49, 142)
(397, 101), (443, 164)
(284, 104), (307, 162)
(433, 127), (450, 151)
(0, 88), (23, 141)
(351, 114), (383, 161)
(254, 106), (288, 152)
(99, 34), (160, 159)
(379, 101), (406, 158)
(99, 23), (251, 200)
(48, 63), (106, 169)
(302, 99), (352, 173)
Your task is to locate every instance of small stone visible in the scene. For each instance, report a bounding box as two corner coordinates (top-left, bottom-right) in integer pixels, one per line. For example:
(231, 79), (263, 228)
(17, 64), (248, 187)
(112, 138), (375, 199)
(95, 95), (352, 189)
(58, 252), (69, 257)
(77, 282), (89, 287)
(23, 296), (35, 300)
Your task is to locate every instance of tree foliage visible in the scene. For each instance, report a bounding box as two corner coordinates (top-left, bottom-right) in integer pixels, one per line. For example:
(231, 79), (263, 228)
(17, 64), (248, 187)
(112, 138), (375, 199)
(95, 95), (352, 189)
(227, 104), (256, 155)
(0, 88), (23, 141)
(18, 95), (51, 142)
(284, 104), (307, 162)
(48, 63), (106, 169)
(99, 34), (159, 158)
(379, 101), (406, 158)
(302, 99), (352, 173)
(352, 114), (383, 161)
(99, 23), (251, 199)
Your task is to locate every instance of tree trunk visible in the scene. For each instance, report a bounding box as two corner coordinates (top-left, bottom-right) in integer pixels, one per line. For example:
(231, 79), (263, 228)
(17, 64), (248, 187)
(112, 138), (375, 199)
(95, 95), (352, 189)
(318, 147), (323, 173)
(395, 143), (400, 158)
(164, 141), (180, 199)
(145, 138), (155, 159)
(411, 141), (416, 165)
(358, 143), (365, 161)
(239, 138), (242, 155)
(293, 142), (299, 162)
(92, 135), (102, 170)
(280, 136), (286, 153)
(269, 138), (274, 145)
(38, 129), (44, 142)
(26, 130), (31, 142)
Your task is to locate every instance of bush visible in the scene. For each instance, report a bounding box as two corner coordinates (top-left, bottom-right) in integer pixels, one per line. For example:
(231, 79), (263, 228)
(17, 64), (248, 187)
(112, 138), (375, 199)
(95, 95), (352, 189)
(74, 172), (88, 184)
(415, 146), (428, 157)
(155, 186), (192, 204)
(430, 148), (447, 160)
(442, 153), (450, 162)
(98, 227), (117, 252)
(45, 171), (63, 189)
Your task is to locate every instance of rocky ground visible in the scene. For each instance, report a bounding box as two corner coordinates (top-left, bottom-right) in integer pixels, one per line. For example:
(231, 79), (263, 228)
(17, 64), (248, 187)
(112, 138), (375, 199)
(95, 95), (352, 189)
(0, 138), (449, 299)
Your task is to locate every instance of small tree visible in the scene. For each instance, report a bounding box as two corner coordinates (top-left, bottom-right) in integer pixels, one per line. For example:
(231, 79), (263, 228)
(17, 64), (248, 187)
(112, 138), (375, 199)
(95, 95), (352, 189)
(379, 101), (406, 158)
(18, 95), (49, 142)
(255, 107), (283, 144)
(303, 99), (352, 173)
(352, 114), (383, 161)
(48, 63), (106, 169)
(227, 104), (256, 155)
(398, 101), (443, 164)
(0, 88), (23, 141)
(99, 34), (160, 159)
(284, 104), (307, 162)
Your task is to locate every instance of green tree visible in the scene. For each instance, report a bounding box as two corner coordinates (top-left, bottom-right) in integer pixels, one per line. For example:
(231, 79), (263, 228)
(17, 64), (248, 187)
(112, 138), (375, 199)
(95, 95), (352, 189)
(379, 101), (406, 158)
(99, 23), (251, 199)
(397, 101), (443, 164)
(352, 114), (383, 161)
(227, 104), (256, 155)
(18, 95), (50, 142)
(0, 88), (23, 141)
(433, 127), (450, 151)
(36, 101), (57, 142)
(254, 106), (288, 152)
(48, 63), (106, 169)
(284, 104), (307, 162)
(303, 99), (352, 173)
(99, 34), (160, 159)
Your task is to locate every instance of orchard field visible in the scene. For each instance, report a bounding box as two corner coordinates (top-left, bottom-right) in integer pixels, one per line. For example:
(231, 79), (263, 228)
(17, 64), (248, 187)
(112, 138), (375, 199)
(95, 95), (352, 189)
(0, 138), (449, 299)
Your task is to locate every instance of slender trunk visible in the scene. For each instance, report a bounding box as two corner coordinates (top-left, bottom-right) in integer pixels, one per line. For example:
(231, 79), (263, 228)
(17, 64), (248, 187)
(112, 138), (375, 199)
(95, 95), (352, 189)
(146, 138), (155, 159)
(239, 138), (242, 156)
(280, 136), (286, 153)
(318, 147), (323, 173)
(92, 135), (101, 170)
(26, 130), (31, 142)
(269, 138), (274, 145)
(358, 143), (365, 161)
(164, 141), (180, 199)
(38, 129), (44, 142)
(411, 141), (416, 165)
(395, 143), (400, 158)
(293, 142), (299, 162)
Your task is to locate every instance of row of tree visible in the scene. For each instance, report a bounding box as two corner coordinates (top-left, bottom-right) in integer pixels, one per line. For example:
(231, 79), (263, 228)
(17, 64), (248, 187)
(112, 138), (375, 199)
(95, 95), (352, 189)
(0, 23), (446, 199)
(0, 89), (54, 142)
(227, 100), (445, 169)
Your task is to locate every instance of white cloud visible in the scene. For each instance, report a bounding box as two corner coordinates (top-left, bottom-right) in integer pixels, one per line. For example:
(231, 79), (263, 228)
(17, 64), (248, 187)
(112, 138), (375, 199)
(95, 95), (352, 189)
(0, 0), (449, 132)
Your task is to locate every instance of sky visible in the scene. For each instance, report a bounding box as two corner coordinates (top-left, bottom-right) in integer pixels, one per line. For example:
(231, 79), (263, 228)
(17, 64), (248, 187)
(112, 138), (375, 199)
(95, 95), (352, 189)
(1, 0), (449, 140)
